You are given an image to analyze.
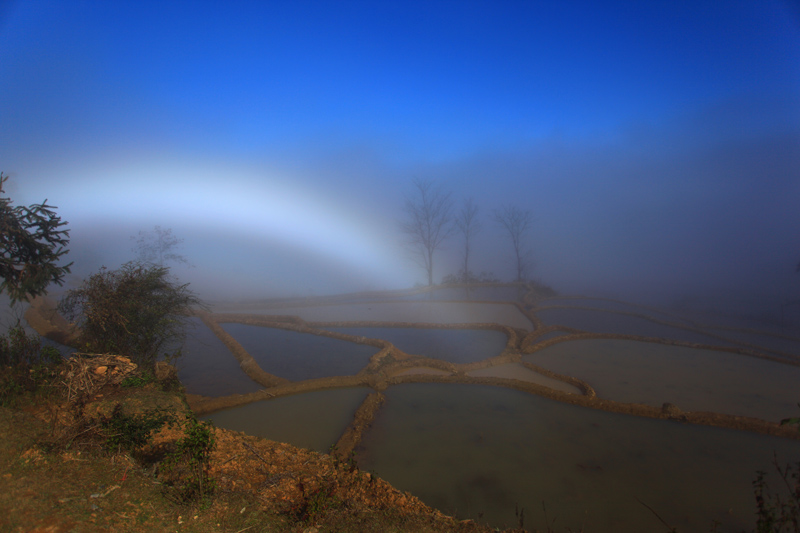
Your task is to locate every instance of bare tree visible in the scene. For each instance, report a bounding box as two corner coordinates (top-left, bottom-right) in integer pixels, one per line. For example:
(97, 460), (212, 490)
(131, 226), (189, 267)
(493, 205), (533, 282)
(401, 178), (454, 286)
(454, 197), (481, 282)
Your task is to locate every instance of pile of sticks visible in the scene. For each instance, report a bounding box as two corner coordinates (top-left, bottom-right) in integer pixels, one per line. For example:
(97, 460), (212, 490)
(60, 353), (138, 402)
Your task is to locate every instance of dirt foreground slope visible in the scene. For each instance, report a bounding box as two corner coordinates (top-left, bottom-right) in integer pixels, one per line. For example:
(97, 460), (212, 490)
(0, 361), (517, 533)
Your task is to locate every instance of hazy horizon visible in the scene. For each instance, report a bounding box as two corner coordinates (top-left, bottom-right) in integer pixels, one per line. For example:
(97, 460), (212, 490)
(2, 1), (799, 319)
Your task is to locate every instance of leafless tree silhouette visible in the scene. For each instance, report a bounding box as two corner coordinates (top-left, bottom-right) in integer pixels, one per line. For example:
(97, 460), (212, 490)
(493, 205), (533, 282)
(454, 197), (481, 282)
(131, 226), (189, 267)
(401, 178), (454, 286)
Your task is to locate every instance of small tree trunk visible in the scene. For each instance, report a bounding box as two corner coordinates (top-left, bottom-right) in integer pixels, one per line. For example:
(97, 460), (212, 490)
(463, 242), (470, 282)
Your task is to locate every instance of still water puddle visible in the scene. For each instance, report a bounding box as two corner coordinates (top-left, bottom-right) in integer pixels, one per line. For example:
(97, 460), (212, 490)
(202, 387), (371, 453)
(467, 363), (580, 394)
(221, 324), (378, 381)
(178, 318), (263, 397)
(357, 383), (800, 532)
(325, 327), (507, 364)
(524, 339), (800, 421)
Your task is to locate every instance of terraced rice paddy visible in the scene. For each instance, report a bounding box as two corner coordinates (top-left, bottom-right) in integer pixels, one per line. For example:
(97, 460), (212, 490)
(180, 283), (800, 531)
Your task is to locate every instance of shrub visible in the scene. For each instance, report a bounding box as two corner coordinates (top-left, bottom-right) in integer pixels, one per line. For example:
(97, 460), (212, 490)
(754, 456), (800, 533)
(159, 414), (216, 503)
(781, 404), (800, 430)
(120, 373), (155, 388)
(750, 407), (800, 532)
(287, 481), (343, 523)
(0, 324), (61, 405)
(101, 403), (173, 453)
(58, 262), (204, 370)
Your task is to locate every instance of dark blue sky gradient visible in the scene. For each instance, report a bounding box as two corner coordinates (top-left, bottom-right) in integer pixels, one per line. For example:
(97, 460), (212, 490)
(1, 1), (799, 313)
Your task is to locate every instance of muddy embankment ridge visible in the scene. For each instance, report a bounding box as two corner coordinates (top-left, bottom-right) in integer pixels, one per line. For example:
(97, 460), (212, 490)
(25, 290), (800, 454)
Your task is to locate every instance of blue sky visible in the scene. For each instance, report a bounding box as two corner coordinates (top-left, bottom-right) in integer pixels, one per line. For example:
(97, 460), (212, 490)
(1, 1), (799, 312)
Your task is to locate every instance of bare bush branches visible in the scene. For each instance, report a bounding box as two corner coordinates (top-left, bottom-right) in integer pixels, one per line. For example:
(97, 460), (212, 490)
(58, 262), (204, 369)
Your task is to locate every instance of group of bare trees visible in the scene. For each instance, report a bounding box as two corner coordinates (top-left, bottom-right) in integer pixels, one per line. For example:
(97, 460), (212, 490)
(401, 178), (534, 286)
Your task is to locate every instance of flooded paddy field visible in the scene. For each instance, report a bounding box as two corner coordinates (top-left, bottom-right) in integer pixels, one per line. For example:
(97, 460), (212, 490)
(324, 326), (508, 364)
(524, 338), (800, 421)
(220, 323), (379, 381)
(699, 327), (800, 358)
(537, 297), (695, 325)
(536, 307), (740, 346)
(178, 318), (264, 396)
(201, 387), (371, 453)
(169, 284), (800, 531)
(356, 383), (800, 532)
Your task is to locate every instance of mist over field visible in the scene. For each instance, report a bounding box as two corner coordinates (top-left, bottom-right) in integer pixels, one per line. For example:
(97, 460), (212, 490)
(4, 7), (800, 531)
(1, 1), (798, 321)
